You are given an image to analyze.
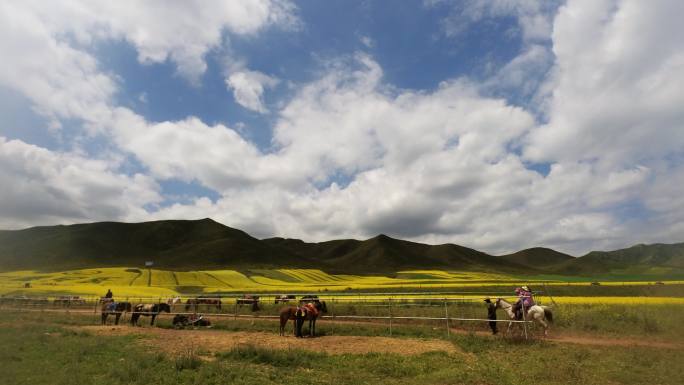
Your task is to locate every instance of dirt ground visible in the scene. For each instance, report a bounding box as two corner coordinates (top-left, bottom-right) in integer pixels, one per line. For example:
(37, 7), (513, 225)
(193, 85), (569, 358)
(77, 325), (461, 357)
(547, 334), (682, 349)
(75, 324), (683, 361)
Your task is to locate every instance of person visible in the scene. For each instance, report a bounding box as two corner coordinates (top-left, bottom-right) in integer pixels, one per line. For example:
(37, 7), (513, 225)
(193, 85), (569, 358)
(512, 286), (535, 320)
(105, 289), (113, 299)
(484, 298), (497, 335)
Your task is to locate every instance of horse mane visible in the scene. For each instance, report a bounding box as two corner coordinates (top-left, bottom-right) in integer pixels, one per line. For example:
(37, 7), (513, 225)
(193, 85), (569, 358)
(317, 300), (328, 313)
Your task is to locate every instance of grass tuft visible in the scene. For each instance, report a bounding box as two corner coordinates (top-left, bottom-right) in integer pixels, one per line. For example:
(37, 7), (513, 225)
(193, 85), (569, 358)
(217, 343), (324, 368)
(174, 348), (203, 371)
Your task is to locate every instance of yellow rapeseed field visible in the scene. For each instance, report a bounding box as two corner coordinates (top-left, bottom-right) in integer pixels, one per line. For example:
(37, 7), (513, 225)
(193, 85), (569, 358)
(1, 268), (681, 305)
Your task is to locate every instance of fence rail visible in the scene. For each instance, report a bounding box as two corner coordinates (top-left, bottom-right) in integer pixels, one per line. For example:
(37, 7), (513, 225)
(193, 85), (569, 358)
(0, 293), (538, 339)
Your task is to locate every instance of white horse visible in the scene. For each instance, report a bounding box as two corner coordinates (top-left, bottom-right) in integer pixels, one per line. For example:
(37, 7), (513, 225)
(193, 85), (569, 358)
(496, 298), (554, 337)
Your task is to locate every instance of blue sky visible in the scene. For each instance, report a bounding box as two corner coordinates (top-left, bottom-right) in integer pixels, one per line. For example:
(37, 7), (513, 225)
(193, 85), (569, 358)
(1, 0), (683, 255)
(91, 1), (525, 151)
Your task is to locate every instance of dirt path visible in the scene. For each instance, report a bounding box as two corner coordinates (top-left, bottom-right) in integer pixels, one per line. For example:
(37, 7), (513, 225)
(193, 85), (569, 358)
(449, 328), (683, 349)
(546, 334), (682, 349)
(77, 325), (461, 357)
(444, 327), (683, 349)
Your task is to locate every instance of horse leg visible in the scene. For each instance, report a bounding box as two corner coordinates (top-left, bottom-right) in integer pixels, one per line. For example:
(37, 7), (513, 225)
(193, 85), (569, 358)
(101, 313), (107, 325)
(311, 318), (316, 337)
(535, 314), (549, 337)
(150, 314), (156, 326)
(131, 314), (138, 326)
(115, 313), (121, 325)
(279, 315), (286, 336)
(540, 319), (548, 337)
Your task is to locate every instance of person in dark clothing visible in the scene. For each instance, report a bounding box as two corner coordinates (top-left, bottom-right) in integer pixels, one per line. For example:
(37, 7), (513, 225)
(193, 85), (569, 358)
(105, 289), (113, 299)
(484, 298), (498, 335)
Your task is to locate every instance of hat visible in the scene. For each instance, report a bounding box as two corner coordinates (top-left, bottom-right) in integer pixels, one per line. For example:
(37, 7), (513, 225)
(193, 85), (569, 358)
(521, 285), (530, 291)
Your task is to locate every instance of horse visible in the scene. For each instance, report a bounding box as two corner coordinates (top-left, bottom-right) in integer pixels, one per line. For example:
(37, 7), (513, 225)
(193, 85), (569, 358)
(237, 295), (260, 312)
(100, 299), (132, 325)
(279, 300), (327, 337)
(131, 303), (171, 326)
(495, 298), (553, 337)
(166, 296), (182, 312)
(185, 297), (222, 311)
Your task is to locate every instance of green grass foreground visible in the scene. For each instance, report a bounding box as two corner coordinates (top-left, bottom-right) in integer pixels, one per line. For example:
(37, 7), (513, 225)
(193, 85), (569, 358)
(1, 312), (683, 385)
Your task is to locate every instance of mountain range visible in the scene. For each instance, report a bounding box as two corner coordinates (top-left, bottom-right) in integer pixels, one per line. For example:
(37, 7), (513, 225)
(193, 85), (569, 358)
(0, 219), (682, 276)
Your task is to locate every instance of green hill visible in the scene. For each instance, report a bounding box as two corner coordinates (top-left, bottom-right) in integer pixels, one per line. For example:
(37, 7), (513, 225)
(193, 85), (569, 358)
(556, 243), (684, 275)
(498, 247), (575, 272)
(1, 219), (683, 276)
(264, 234), (534, 273)
(0, 219), (310, 270)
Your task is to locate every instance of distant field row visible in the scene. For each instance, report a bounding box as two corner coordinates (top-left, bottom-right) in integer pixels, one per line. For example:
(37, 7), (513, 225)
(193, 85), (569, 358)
(1, 267), (682, 301)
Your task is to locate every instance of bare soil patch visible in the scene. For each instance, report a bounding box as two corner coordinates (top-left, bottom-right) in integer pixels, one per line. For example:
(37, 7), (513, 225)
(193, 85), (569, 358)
(547, 334), (683, 349)
(446, 327), (683, 349)
(77, 325), (460, 356)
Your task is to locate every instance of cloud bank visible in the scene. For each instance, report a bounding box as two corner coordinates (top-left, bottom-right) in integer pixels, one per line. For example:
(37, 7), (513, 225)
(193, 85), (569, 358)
(0, 0), (683, 255)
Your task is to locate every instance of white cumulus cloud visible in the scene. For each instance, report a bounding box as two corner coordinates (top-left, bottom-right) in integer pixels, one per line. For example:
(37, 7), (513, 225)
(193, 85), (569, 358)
(1, 0), (683, 257)
(226, 70), (280, 113)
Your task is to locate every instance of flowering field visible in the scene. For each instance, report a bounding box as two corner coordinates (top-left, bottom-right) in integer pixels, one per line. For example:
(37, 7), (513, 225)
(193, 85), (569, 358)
(1, 268), (682, 304)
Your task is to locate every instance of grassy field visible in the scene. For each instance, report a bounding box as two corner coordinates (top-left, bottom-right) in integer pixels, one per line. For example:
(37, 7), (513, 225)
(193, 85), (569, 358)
(2, 267), (683, 384)
(1, 267), (682, 298)
(1, 310), (682, 385)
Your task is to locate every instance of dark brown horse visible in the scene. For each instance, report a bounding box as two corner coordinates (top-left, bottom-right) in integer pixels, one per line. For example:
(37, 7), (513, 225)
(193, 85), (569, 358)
(101, 300), (132, 325)
(279, 301), (327, 337)
(131, 303), (171, 326)
(185, 297), (222, 311)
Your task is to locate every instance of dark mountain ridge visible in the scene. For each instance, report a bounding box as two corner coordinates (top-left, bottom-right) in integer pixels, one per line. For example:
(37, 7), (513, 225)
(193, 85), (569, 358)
(1, 219), (682, 276)
(0, 219), (312, 270)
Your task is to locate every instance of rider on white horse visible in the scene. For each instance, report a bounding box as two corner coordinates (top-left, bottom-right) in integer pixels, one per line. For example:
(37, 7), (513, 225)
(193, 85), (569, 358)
(512, 286), (535, 320)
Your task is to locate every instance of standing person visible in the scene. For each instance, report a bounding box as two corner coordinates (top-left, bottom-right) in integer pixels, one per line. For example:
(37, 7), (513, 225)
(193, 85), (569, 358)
(105, 289), (113, 299)
(512, 287), (524, 320)
(484, 298), (497, 335)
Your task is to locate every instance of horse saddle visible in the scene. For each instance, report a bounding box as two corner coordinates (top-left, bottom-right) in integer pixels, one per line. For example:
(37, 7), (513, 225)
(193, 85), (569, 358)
(295, 307), (307, 318)
(303, 303), (318, 317)
(106, 302), (117, 311)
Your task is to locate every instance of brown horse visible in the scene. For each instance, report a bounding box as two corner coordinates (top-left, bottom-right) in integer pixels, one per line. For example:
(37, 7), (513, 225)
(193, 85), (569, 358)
(131, 303), (171, 326)
(185, 297), (222, 311)
(101, 300), (132, 325)
(279, 301), (327, 337)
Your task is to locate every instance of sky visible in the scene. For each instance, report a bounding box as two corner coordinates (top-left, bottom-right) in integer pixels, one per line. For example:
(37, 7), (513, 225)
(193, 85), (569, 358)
(1, 0), (683, 256)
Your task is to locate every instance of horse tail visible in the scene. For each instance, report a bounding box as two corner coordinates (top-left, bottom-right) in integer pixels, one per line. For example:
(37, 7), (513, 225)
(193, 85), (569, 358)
(543, 307), (553, 323)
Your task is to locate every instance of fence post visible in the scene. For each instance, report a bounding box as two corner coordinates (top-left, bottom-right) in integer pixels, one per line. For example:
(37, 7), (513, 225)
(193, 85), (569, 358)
(331, 298), (335, 336)
(388, 298), (393, 337)
(522, 301), (529, 340)
(444, 298), (450, 337)
(234, 300), (238, 321)
(122, 296), (129, 323)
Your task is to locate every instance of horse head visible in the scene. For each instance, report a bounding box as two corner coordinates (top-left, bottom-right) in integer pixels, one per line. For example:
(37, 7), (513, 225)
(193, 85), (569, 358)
(317, 300), (328, 313)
